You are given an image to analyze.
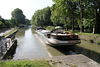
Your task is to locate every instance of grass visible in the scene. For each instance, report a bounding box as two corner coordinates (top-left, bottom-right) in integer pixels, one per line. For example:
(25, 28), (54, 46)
(67, 30), (100, 37)
(77, 32), (100, 37)
(46, 26), (100, 37)
(45, 26), (100, 37)
(4, 28), (18, 37)
(97, 41), (100, 45)
(0, 60), (52, 67)
(46, 26), (55, 31)
(88, 39), (94, 43)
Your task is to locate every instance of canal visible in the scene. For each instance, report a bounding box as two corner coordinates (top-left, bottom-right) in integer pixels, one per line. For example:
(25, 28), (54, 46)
(13, 27), (100, 63)
(13, 27), (50, 59)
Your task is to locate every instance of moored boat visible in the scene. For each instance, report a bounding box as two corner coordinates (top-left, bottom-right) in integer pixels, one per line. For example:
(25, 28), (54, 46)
(35, 27), (81, 46)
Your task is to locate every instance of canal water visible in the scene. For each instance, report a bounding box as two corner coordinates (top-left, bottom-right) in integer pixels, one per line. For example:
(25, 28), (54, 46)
(13, 27), (50, 59)
(13, 27), (100, 63)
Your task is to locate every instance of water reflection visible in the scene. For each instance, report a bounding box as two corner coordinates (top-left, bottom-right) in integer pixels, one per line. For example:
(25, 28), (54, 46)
(15, 28), (25, 37)
(13, 28), (49, 59)
(46, 45), (76, 56)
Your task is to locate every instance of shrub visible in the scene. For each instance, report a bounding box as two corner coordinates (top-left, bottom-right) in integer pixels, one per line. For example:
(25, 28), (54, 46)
(89, 39), (94, 43)
(97, 41), (100, 45)
(46, 26), (55, 31)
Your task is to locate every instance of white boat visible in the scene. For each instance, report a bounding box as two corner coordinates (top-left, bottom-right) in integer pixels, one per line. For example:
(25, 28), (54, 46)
(35, 27), (81, 46)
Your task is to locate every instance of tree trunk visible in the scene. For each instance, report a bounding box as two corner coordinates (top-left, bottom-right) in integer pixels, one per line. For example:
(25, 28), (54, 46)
(93, 9), (97, 34)
(93, 24), (95, 34)
(80, 3), (84, 33)
(65, 22), (68, 31)
(72, 13), (74, 32)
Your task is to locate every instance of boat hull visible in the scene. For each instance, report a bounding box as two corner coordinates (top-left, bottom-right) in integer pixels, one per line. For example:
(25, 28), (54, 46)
(35, 31), (81, 46)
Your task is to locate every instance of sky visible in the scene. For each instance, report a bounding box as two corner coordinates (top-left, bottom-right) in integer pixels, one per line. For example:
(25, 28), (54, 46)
(0, 0), (54, 20)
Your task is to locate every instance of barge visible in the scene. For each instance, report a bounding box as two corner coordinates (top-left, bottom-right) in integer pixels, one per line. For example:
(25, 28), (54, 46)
(35, 27), (81, 46)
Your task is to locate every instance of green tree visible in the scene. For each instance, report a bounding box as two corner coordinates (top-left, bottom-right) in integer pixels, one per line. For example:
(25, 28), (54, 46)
(51, 0), (78, 31)
(51, 0), (69, 30)
(82, 0), (100, 33)
(50, 4), (61, 26)
(66, 0), (78, 32)
(0, 16), (5, 27)
(5, 20), (14, 28)
(89, 0), (100, 33)
(0, 21), (3, 27)
(73, 0), (86, 32)
(31, 7), (52, 27)
(11, 8), (25, 26)
(25, 19), (30, 25)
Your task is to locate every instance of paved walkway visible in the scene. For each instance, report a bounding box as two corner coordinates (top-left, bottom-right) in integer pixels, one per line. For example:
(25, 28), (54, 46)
(29, 54), (100, 67)
(0, 28), (14, 36)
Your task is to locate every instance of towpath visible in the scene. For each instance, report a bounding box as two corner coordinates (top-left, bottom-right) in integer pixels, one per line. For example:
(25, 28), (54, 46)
(0, 28), (15, 36)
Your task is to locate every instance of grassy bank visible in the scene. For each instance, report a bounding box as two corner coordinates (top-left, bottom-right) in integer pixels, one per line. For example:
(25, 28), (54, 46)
(67, 30), (100, 37)
(4, 28), (18, 37)
(0, 60), (52, 67)
(46, 26), (100, 36)
(46, 26), (55, 31)
(67, 30), (100, 44)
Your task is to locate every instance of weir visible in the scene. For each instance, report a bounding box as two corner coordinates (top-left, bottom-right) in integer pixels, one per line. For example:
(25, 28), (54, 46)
(0, 30), (18, 59)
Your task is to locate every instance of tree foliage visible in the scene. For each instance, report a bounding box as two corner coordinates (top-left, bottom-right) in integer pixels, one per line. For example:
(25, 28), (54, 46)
(0, 16), (15, 28)
(25, 19), (30, 25)
(50, 0), (100, 33)
(0, 16), (5, 27)
(31, 6), (53, 27)
(0, 8), (30, 29)
(11, 8), (26, 26)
